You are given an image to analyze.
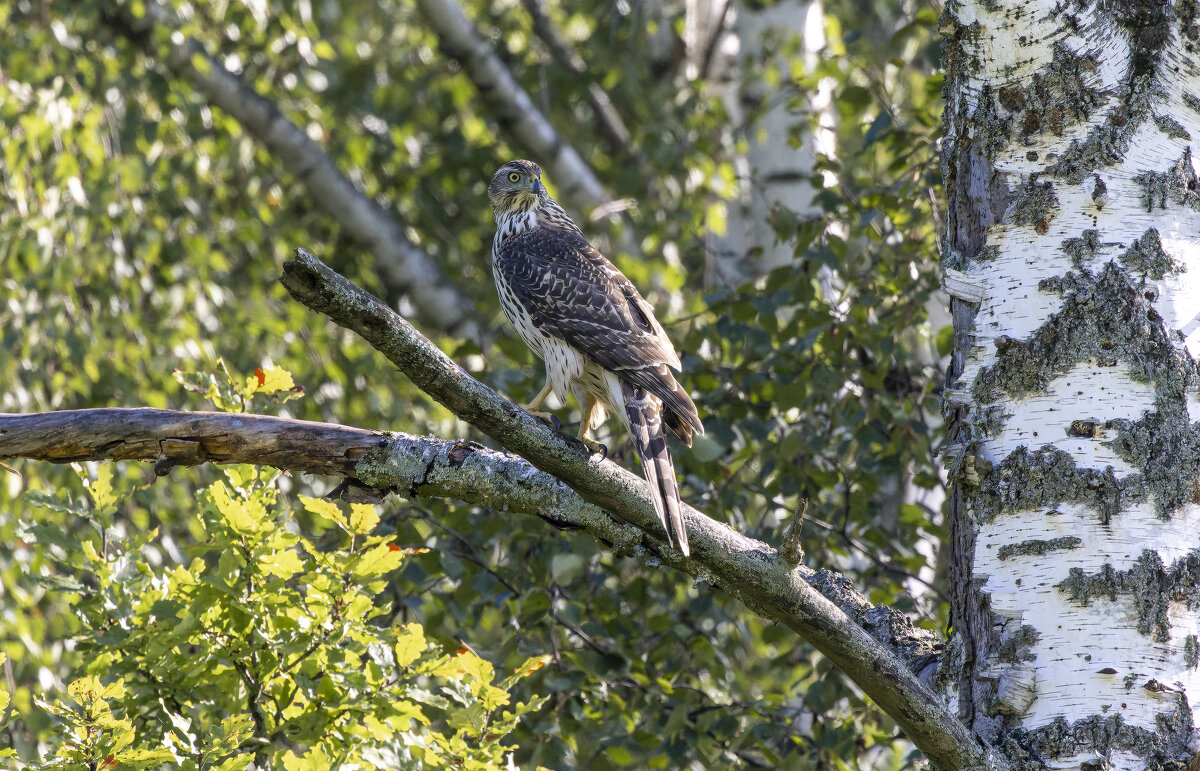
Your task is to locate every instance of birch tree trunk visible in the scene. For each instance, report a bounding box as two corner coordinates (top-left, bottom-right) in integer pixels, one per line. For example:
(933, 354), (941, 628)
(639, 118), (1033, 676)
(736, 0), (829, 275)
(943, 0), (1200, 767)
(688, 0), (828, 283)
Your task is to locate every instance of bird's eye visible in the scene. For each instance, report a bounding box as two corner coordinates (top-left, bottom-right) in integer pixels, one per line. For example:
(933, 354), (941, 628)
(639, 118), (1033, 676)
(508, 172), (521, 183)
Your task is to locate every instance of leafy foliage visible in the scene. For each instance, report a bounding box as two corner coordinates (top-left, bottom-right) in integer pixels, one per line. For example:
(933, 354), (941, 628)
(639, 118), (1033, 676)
(1, 0), (946, 767)
(12, 457), (545, 769)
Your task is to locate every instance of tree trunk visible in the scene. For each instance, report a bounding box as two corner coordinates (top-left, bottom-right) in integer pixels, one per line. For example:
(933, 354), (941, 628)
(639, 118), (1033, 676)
(736, 0), (828, 275)
(943, 1), (1200, 768)
(688, 0), (828, 284)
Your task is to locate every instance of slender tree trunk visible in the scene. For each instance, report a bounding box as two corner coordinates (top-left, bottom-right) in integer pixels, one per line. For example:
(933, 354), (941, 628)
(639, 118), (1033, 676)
(736, 0), (828, 274)
(943, 1), (1200, 767)
(689, 0), (828, 284)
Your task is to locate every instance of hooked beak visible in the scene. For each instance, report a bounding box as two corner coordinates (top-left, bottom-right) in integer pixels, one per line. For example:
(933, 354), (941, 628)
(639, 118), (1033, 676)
(531, 178), (545, 196)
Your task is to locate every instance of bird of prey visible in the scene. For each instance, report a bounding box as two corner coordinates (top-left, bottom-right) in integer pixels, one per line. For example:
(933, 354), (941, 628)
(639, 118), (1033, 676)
(487, 160), (703, 556)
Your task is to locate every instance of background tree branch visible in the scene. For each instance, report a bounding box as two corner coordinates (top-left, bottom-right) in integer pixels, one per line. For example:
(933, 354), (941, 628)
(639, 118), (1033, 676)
(102, 0), (478, 338)
(519, 0), (637, 157)
(414, 0), (610, 210)
(278, 248), (1003, 770)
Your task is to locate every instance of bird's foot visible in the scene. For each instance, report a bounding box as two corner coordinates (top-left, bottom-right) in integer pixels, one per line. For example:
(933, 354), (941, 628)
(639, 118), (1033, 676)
(526, 410), (561, 432)
(577, 435), (608, 462)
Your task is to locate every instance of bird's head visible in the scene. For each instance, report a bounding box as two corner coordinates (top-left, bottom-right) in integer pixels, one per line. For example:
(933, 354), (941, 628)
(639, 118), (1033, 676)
(488, 160), (546, 215)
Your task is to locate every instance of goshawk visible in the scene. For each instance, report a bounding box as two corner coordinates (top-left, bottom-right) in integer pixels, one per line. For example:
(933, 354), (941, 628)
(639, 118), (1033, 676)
(488, 160), (703, 555)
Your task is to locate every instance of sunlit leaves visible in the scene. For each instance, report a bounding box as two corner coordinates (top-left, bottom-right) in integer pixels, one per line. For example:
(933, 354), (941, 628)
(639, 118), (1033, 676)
(30, 676), (174, 770)
(173, 361), (304, 413)
(395, 623), (428, 668)
(205, 479), (268, 534)
(18, 470), (544, 768)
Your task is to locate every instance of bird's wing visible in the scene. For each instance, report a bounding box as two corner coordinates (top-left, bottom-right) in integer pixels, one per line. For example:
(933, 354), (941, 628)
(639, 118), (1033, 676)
(496, 227), (703, 437)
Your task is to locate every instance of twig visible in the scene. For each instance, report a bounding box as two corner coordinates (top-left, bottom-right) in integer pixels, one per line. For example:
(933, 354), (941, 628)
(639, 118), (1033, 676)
(414, 0), (609, 210)
(744, 482), (947, 603)
(780, 498), (808, 567)
(520, 0), (637, 155)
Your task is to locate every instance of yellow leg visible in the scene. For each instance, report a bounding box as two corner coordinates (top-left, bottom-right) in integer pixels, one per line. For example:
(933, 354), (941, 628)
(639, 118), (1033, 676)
(522, 379), (560, 430)
(578, 395), (598, 440)
(523, 379), (554, 413)
(577, 395), (607, 459)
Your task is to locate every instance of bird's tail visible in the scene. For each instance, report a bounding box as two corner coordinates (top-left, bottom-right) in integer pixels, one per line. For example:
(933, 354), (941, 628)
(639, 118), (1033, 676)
(621, 381), (688, 556)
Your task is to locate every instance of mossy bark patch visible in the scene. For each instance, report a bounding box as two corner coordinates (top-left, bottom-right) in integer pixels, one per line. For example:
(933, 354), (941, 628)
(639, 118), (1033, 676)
(1044, 1), (1174, 183)
(995, 623), (1041, 664)
(1118, 229), (1181, 279)
(1058, 549), (1200, 642)
(999, 691), (1195, 771)
(1105, 407), (1200, 518)
(1008, 178), (1059, 234)
(1136, 149), (1200, 212)
(976, 445), (1125, 524)
(974, 263), (1186, 404)
(997, 536), (1083, 561)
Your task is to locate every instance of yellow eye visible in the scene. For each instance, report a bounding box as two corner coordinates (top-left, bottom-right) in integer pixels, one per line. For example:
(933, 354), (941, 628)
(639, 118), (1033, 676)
(508, 172), (521, 183)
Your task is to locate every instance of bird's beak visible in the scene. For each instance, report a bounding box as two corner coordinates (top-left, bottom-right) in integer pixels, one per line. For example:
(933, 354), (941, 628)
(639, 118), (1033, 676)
(531, 178), (545, 195)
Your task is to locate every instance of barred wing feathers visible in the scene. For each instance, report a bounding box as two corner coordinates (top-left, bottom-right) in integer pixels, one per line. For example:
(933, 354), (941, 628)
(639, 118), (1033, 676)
(494, 227), (703, 443)
(496, 226), (701, 554)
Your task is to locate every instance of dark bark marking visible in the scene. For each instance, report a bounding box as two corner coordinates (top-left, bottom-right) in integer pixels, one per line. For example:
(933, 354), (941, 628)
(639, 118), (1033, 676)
(1058, 549), (1200, 642)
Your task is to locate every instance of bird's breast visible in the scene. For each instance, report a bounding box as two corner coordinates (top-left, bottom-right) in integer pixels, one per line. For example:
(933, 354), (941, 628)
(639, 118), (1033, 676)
(493, 264), (546, 357)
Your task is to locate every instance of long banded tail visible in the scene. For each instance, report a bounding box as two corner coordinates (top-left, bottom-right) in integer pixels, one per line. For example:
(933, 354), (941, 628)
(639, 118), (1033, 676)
(621, 382), (688, 556)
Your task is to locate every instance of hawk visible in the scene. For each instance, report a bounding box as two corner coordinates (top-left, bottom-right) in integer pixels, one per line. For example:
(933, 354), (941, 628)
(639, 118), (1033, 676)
(487, 160), (703, 556)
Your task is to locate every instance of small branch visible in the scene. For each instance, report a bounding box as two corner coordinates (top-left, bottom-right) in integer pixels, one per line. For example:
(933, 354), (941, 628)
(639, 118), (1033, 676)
(101, 0), (478, 337)
(414, 0), (610, 210)
(280, 248), (1003, 770)
(779, 498), (807, 567)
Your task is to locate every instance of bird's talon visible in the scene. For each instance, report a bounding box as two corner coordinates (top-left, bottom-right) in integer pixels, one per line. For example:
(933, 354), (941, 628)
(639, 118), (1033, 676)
(527, 410), (560, 431)
(579, 436), (607, 460)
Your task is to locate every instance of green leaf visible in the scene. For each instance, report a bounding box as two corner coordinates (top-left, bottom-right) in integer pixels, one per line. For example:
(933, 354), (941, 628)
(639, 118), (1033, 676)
(549, 552), (583, 584)
(210, 481), (266, 535)
(352, 542), (405, 577)
(282, 745), (332, 771)
(299, 494), (346, 528)
(348, 502), (379, 534)
(244, 366), (294, 396)
(607, 747), (635, 765)
(260, 548), (305, 579)
(395, 623), (427, 667)
(81, 463), (117, 512)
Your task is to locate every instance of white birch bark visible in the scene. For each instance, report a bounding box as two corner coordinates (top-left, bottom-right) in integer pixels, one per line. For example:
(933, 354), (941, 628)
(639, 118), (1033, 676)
(943, 0), (1200, 767)
(736, 0), (830, 274)
(688, 0), (830, 284)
